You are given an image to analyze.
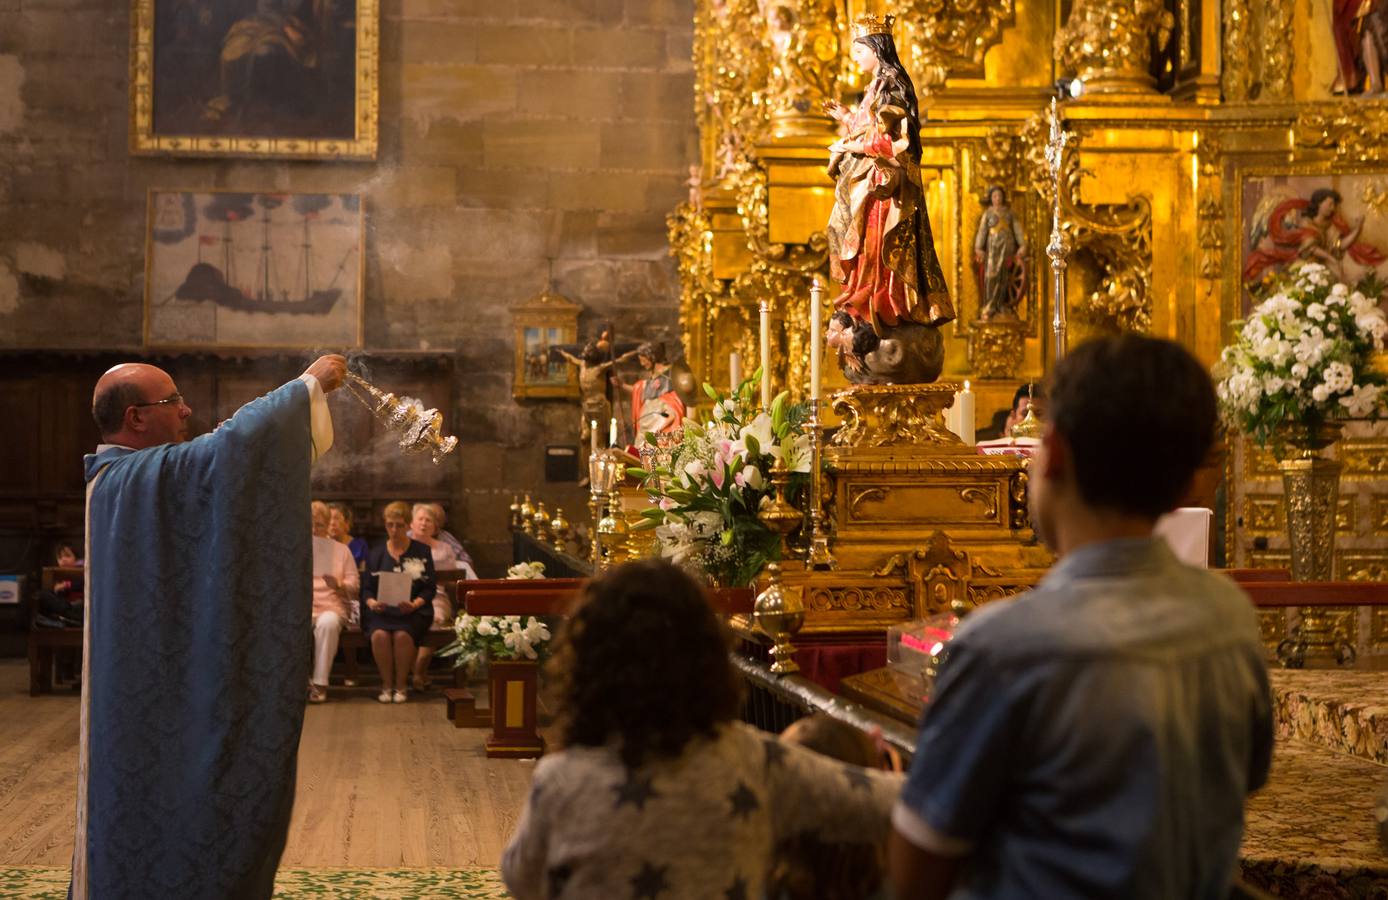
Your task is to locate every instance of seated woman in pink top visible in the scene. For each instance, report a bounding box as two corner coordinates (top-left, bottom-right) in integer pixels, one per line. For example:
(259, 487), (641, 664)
(310, 502), (359, 703)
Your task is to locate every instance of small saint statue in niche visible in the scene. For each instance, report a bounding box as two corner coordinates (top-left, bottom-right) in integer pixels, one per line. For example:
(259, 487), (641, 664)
(1332, 0), (1388, 96)
(823, 13), (954, 385)
(628, 342), (687, 447)
(974, 186), (1027, 321)
(556, 341), (640, 449)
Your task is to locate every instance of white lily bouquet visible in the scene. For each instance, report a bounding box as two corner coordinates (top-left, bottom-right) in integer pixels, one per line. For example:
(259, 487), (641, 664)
(505, 561), (546, 580)
(632, 373), (811, 587)
(439, 614), (552, 665)
(1216, 264), (1388, 450)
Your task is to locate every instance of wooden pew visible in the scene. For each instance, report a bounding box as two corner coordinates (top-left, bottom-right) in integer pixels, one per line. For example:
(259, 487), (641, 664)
(29, 566), (84, 696)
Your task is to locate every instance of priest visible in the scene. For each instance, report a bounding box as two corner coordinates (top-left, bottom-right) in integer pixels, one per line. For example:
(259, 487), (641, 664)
(70, 354), (346, 900)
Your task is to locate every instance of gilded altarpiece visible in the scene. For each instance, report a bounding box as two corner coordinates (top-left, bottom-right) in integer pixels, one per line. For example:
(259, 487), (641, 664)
(673, 0), (1388, 651)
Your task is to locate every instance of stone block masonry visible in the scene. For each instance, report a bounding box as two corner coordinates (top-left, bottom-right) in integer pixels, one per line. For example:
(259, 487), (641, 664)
(0, 0), (696, 575)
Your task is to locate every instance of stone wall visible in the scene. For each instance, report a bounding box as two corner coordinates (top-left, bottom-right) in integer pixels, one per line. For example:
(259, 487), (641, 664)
(0, 0), (696, 574)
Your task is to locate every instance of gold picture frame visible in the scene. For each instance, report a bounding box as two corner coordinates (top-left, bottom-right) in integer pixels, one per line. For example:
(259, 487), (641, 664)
(143, 189), (365, 350)
(512, 289), (582, 401)
(129, 0), (379, 160)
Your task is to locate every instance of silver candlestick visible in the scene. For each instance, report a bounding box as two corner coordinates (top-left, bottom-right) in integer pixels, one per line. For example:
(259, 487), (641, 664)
(1044, 96), (1073, 364)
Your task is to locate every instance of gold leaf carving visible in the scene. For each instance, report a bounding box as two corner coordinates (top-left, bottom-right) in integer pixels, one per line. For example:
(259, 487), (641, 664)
(1342, 439), (1388, 478)
(1021, 110), (1153, 334)
(887, 0), (1016, 93)
(1294, 106), (1388, 162)
(1371, 495), (1388, 534)
(1222, 0), (1295, 102)
(1055, 0), (1173, 94)
(1372, 608), (1388, 650)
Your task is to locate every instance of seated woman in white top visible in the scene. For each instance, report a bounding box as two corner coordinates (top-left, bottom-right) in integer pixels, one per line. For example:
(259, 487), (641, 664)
(310, 502), (358, 703)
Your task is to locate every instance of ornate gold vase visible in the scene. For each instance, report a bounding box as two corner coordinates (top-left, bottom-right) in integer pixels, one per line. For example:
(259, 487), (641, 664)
(1278, 422), (1343, 582)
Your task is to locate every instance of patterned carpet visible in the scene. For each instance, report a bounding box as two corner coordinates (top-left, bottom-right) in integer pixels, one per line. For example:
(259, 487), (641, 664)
(0, 867), (511, 899)
(1269, 669), (1388, 765)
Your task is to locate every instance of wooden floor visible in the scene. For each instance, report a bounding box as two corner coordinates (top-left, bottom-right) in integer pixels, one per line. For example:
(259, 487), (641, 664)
(0, 659), (534, 869)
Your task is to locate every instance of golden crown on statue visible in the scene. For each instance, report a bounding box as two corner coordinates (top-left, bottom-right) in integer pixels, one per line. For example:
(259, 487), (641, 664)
(851, 13), (894, 39)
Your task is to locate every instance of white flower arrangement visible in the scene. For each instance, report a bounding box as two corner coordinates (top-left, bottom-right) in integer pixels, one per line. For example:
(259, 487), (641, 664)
(439, 614), (553, 665)
(506, 561), (547, 580)
(633, 374), (810, 587)
(1217, 264), (1388, 449)
(399, 557), (427, 582)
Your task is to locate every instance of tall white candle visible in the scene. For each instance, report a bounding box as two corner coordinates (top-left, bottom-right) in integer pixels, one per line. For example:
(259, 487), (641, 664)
(809, 279), (822, 401)
(958, 380), (976, 446)
(759, 300), (771, 409)
(609, 417), (618, 448)
(729, 351), (742, 392)
(946, 393), (959, 436)
(590, 419), (598, 454)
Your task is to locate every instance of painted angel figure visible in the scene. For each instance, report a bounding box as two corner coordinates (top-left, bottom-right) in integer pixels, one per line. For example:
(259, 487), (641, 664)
(1243, 187), (1386, 290)
(822, 14), (953, 384)
(974, 186), (1027, 321)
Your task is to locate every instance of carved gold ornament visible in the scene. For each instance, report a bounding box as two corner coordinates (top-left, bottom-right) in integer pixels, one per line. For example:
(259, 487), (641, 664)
(1021, 109), (1153, 335)
(887, 0), (1016, 94)
(1054, 0), (1173, 94)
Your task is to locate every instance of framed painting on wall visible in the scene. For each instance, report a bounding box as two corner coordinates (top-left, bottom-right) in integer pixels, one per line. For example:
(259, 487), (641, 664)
(144, 190), (364, 349)
(512, 289), (582, 400)
(1237, 169), (1388, 316)
(129, 0), (379, 160)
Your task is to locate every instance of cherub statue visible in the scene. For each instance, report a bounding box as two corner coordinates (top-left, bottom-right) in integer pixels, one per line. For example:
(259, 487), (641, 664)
(556, 341), (640, 448)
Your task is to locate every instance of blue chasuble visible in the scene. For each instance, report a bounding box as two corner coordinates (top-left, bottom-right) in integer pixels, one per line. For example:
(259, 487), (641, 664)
(73, 380), (314, 900)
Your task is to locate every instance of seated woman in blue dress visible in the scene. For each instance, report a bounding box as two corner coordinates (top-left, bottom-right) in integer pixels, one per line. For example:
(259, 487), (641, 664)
(360, 501), (436, 703)
(328, 502), (369, 573)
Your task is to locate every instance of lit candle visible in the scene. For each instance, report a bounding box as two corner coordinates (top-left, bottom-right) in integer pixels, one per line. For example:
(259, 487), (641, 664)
(809, 278), (822, 402)
(729, 351), (742, 392)
(945, 394), (958, 436)
(958, 380), (975, 446)
(759, 300), (771, 410)
(590, 419), (598, 454)
(609, 417), (618, 448)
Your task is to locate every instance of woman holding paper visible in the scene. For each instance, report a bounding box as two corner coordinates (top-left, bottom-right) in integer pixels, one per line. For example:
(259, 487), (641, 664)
(361, 501), (437, 703)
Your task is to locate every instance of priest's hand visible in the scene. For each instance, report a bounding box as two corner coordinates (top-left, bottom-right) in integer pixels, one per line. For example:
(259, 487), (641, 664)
(304, 355), (347, 393)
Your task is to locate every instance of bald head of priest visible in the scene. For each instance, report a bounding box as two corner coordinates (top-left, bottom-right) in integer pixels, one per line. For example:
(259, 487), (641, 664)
(91, 363), (193, 448)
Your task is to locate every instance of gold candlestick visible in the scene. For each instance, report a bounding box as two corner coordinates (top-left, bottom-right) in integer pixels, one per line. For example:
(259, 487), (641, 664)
(344, 372), (459, 464)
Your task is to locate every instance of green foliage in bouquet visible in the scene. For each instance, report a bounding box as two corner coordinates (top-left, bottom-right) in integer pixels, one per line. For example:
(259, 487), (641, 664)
(631, 369), (811, 587)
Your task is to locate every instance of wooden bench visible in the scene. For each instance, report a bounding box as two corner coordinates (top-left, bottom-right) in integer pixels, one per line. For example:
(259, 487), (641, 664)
(29, 566), (84, 696)
(333, 568), (472, 686)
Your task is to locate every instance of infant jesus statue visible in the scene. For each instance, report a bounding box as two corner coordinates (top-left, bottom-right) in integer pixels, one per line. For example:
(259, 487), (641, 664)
(826, 102), (910, 200)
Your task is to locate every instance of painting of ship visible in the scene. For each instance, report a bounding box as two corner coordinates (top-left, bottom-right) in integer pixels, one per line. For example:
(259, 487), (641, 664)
(174, 193), (350, 314)
(146, 190), (363, 348)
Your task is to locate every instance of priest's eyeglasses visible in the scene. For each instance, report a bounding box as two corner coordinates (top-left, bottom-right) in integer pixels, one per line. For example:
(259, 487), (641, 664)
(131, 393), (184, 408)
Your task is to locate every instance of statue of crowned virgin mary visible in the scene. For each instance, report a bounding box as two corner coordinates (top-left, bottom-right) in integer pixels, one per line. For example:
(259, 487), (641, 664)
(824, 14), (954, 385)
